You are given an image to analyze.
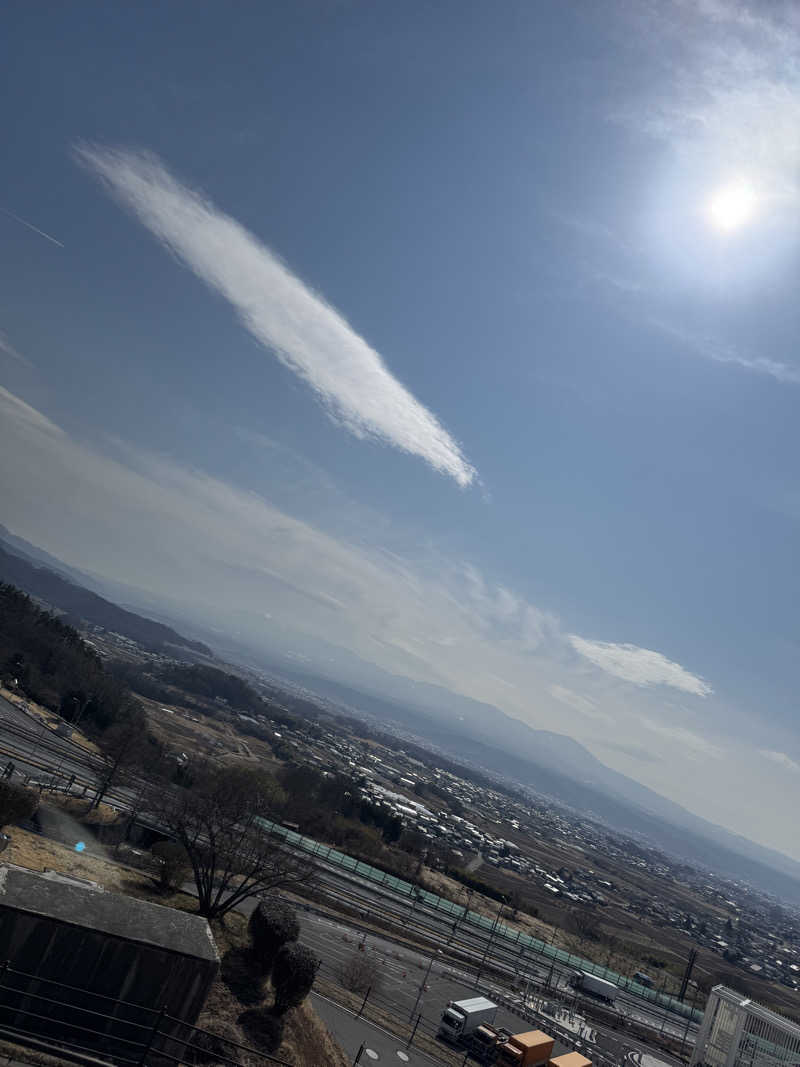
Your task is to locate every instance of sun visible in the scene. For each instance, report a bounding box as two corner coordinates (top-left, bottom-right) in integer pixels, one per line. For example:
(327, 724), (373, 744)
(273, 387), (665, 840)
(707, 180), (758, 232)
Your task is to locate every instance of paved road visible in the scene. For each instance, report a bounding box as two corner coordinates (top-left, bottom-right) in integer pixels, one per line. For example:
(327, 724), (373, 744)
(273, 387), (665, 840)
(313, 994), (439, 1065)
(296, 906), (665, 1067)
(307, 859), (695, 1045)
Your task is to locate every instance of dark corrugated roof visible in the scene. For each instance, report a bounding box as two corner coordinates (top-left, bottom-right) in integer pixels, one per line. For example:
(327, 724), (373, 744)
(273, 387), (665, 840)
(0, 866), (218, 962)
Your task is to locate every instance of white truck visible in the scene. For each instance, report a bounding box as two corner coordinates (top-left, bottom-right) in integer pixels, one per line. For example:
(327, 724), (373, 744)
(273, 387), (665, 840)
(569, 971), (618, 1005)
(438, 997), (498, 1044)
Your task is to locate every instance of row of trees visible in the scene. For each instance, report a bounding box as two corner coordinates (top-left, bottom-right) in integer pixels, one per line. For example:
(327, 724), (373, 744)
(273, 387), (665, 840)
(278, 765), (404, 843)
(109, 660), (302, 733)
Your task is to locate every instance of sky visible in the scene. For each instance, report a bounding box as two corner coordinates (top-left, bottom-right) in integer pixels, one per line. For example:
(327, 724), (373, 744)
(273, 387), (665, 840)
(2, 1), (800, 856)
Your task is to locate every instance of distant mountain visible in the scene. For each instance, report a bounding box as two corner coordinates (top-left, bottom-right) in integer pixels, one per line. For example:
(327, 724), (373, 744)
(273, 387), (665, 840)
(0, 537), (212, 658)
(0, 525), (100, 588)
(266, 660), (800, 902)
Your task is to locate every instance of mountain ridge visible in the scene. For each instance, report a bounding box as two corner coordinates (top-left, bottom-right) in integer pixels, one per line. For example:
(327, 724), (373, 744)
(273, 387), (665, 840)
(0, 534), (211, 658)
(258, 658), (800, 899)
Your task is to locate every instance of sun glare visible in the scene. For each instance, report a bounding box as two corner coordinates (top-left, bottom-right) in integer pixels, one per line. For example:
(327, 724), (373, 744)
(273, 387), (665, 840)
(707, 180), (758, 232)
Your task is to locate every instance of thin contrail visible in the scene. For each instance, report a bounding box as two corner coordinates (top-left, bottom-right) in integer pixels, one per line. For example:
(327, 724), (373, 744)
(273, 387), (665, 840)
(1, 207), (64, 247)
(0, 333), (33, 368)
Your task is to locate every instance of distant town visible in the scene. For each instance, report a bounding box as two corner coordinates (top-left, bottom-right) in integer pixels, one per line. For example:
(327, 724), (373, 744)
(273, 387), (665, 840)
(88, 621), (800, 1011)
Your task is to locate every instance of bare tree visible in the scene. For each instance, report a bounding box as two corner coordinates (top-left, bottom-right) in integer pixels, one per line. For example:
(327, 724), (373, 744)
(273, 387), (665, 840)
(336, 951), (382, 995)
(569, 907), (601, 942)
(147, 764), (310, 919)
(506, 888), (523, 920)
(604, 933), (621, 966)
(92, 719), (147, 809)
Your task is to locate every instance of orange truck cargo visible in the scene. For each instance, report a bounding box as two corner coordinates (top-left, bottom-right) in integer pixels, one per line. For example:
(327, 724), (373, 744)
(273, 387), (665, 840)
(495, 1029), (555, 1066)
(548, 1054), (592, 1067)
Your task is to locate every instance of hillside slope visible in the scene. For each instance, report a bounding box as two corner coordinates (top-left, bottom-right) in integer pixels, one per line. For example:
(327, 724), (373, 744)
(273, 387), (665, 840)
(0, 542), (211, 657)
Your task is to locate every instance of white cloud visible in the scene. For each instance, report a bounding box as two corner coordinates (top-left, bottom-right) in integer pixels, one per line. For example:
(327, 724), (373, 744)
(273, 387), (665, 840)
(759, 749), (800, 774)
(75, 145), (476, 488)
(568, 635), (712, 697)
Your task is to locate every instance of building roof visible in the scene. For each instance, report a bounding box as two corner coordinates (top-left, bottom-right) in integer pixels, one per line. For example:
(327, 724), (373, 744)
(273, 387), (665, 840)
(0, 866), (218, 962)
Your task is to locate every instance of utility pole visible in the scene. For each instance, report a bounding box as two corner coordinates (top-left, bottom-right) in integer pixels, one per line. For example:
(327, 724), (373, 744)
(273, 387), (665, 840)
(679, 948), (698, 1001)
(411, 950), (438, 1020)
(450, 887), (474, 944)
(679, 981), (700, 1059)
(475, 898), (505, 988)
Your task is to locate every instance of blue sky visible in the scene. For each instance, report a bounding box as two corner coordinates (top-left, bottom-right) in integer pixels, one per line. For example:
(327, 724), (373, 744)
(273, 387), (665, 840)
(2, 1), (800, 854)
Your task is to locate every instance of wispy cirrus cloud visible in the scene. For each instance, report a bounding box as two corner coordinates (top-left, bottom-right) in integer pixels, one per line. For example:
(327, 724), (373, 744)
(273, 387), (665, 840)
(759, 749), (800, 774)
(618, 1), (800, 169)
(648, 317), (800, 386)
(568, 635), (712, 697)
(640, 715), (723, 759)
(74, 145), (476, 488)
(548, 684), (613, 724)
(563, 2), (800, 388)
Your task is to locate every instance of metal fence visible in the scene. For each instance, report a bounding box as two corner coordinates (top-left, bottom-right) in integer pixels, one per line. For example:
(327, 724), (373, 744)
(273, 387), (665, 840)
(0, 960), (290, 1066)
(257, 818), (702, 1027)
(288, 841), (698, 1057)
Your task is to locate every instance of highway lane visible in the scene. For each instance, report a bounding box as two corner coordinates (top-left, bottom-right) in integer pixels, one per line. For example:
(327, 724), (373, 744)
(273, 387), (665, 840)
(312, 995), (443, 1066)
(296, 906), (673, 1067)
(197, 892), (593, 1063)
(307, 860), (697, 1043)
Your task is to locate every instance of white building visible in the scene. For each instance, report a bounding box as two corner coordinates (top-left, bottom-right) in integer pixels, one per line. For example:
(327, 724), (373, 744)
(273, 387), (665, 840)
(691, 985), (800, 1066)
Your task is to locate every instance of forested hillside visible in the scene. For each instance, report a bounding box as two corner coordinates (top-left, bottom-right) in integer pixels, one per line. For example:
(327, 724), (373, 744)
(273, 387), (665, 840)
(0, 544), (211, 656)
(0, 583), (144, 735)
